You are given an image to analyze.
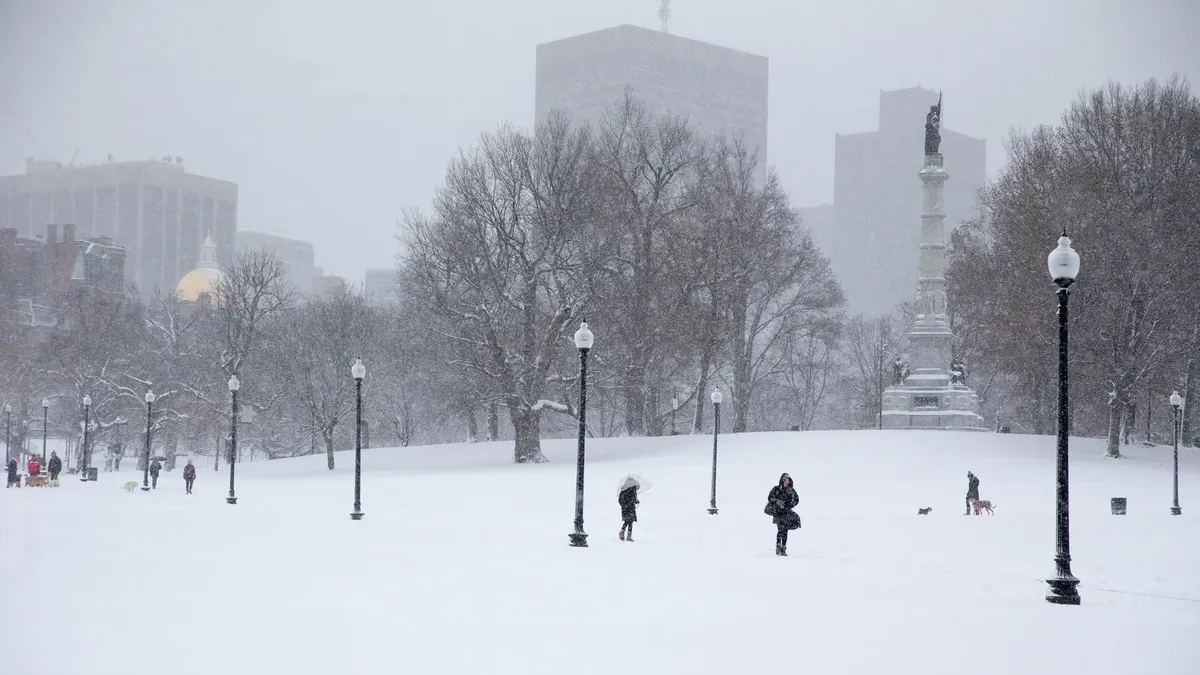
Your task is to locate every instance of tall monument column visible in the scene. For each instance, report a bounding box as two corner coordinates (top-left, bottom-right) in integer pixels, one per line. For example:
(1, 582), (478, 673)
(881, 95), (986, 431)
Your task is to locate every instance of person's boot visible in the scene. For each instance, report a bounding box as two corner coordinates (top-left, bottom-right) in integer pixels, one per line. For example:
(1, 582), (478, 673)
(775, 542), (784, 556)
(780, 544), (788, 556)
(626, 530), (634, 542)
(618, 529), (625, 541)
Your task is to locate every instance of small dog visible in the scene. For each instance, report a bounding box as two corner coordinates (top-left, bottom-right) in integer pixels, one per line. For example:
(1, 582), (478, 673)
(917, 506), (933, 515)
(25, 475), (47, 488)
(969, 498), (995, 515)
(122, 480), (139, 493)
(48, 478), (60, 488)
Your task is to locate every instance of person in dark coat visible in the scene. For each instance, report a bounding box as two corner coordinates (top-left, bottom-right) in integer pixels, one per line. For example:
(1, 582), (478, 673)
(966, 471), (980, 515)
(149, 458), (162, 490)
(767, 473), (801, 556)
(48, 452), (63, 481)
(5, 455), (17, 488)
(618, 484), (639, 542)
(182, 460), (196, 494)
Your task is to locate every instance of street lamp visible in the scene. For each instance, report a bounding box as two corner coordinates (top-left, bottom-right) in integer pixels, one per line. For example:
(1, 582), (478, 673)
(708, 389), (723, 515)
(1170, 390), (1184, 516)
(41, 398), (49, 464)
(350, 359), (366, 520)
(79, 395), (92, 482)
(569, 321), (593, 547)
(1045, 230), (1081, 606)
(227, 376), (240, 505)
(141, 389), (156, 492)
(4, 404), (11, 467)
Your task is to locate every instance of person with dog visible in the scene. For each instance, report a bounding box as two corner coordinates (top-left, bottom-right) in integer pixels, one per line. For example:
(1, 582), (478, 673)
(6, 455), (18, 488)
(183, 460), (196, 494)
(149, 457), (162, 490)
(766, 473), (801, 556)
(48, 451), (62, 481)
(27, 455), (41, 477)
(965, 471), (980, 515)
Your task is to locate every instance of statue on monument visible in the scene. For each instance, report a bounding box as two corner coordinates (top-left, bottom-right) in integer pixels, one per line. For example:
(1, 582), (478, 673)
(949, 355), (967, 386)
(893, 357), (909, 385)
(924, 93), (942, 156)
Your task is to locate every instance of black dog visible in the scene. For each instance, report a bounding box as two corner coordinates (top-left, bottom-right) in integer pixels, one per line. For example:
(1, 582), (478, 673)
(917, 507), (933, 515)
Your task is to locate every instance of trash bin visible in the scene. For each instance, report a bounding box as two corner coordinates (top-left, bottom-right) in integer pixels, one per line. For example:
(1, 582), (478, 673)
(1111, 497), (1127, 515)
(86, 467), (99, 482)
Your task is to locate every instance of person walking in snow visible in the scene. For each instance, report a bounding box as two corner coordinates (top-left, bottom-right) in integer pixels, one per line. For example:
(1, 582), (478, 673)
(6, 455), (17, 488)
(766, 473), (801, 556)
(618, 482), (639, 542)
(182, 460), (196, 494)
(965, 471), (980, 515)
(27, 455), (41, 477)
(48, 451), (62, 481)
(149, 458), (162, 490)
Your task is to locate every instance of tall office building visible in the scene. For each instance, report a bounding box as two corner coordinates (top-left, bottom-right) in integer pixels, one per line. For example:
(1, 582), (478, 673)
(535, 24), (769, 178)
(832, 88), (985, 316)
(235, 229), (323, 295)
(0, 157), (237, 296)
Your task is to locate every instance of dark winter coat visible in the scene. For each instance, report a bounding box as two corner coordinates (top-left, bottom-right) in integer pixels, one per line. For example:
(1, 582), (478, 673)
(149, 460), (162, 477)
(967, 474), (980, 500)
(182, 464), (196, 481)
(48, 455), (62, 475)
(767, 473), (801, 530)
(618, 486), (639, 522)
(6, 458), (16, 481)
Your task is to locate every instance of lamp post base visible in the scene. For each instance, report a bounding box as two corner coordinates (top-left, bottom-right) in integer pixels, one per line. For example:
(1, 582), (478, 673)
(1045, 575), (1081, 605)
(707, 507), (719, 515)
(350, 511), (364, 520)
(226, 496), (238, 505)
(140, 486), (150, 492)
(1170, 506), (1182, 515)
(568, 532), (589, 547)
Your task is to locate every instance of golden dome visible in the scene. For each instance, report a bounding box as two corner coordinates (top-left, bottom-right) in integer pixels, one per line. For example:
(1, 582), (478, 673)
(177, 233), (223, 302)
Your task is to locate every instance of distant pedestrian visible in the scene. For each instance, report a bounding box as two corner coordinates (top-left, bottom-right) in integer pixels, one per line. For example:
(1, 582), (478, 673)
(183, 460), (196, 494)
(765, 473), (801, 556)
(149, 458), (162, 490)
(5, 455), (17, 487)
(48, 452), (62, 481)
(965, 471), (980, 515)
(618, 483), (639, 542)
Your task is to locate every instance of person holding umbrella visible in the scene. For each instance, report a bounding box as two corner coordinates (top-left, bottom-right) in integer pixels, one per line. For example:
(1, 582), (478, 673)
(617, 474), (649, 542)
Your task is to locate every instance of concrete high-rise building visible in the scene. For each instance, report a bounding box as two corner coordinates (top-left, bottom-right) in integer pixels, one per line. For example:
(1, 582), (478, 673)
(235, 229), (323, 295)
(0, 157), (237, 297)
(831, 88), (985, 316)
(535, 24), (768, 178)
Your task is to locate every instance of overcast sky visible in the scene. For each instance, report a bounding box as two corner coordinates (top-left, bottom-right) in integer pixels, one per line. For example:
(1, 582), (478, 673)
(1, 0), (1195, 280)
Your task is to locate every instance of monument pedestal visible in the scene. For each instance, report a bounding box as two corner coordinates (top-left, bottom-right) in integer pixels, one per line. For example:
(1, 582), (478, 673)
(881, 150), (986, 431)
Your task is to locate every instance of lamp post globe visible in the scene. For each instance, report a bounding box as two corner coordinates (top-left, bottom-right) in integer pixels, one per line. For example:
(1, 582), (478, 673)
(141, 390), (156, 492)
(1046, 230), (1081, 605)
(40, 398), (49, 464)
(1170, 390), (1183, 516)
(80, 395), (92, 482)
(569, 321), (593, 547)
(350, 359), (366, 520)
(708, 388), (723, 515)
(227, 375), (240, 504)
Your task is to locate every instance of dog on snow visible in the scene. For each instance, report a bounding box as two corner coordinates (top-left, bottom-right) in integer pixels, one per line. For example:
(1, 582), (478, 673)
(122, 480), (139, 493)
(917, 506), (932, 515)
(968, 497), (995, 515)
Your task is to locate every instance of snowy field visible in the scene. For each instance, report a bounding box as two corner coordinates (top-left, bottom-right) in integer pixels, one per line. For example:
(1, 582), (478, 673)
(3, 430), (1198, 675)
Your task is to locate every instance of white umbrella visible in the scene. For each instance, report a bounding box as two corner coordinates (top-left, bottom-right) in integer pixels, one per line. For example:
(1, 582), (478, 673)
(617, 474), (651, 495)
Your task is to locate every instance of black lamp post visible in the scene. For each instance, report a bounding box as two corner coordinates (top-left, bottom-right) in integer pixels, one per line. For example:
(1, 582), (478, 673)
(41, 398), (49, 464)
(141, 389), (155, 492)
(1170, 390), (1183, 516)
(350, 358), (366, 520)
(1045, 230), (1081, 606)
(4, 403), (11, 466)
(569, 321), (593, 547)
(708, 388), (723, 514)
(79, 395), (91, 482)
(227, 375), (240, 505)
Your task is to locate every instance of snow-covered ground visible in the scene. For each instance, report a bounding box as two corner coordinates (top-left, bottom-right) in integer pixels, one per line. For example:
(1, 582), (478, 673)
(3, 430), (1198, 674)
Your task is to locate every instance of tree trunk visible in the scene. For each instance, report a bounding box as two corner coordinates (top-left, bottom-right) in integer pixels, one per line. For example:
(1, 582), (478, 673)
(487, 402), (499, 441)
(1183, 355), (1198, 447)
(1105, 396), (1125, 458)
(324, 422), (337, 470)
(467, 407), (479, 443)
(692, 357), (710, 434)
(510, 406), (547, 464)
(1123, 401), (1136, 446)
(623, 365), (648, 437)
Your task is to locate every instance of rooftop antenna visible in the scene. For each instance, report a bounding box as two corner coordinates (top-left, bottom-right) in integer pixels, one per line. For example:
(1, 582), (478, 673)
(658, 0), (671, 33)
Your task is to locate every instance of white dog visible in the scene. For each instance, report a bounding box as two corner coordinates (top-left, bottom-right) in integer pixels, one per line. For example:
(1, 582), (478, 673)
(122, 480), (139, 493)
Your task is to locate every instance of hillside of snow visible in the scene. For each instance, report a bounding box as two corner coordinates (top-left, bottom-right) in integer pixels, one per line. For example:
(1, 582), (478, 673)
(2, 430), (1197, 674)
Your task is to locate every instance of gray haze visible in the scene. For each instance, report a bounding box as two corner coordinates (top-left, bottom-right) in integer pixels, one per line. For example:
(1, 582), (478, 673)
(1, 0), (1195, 280)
